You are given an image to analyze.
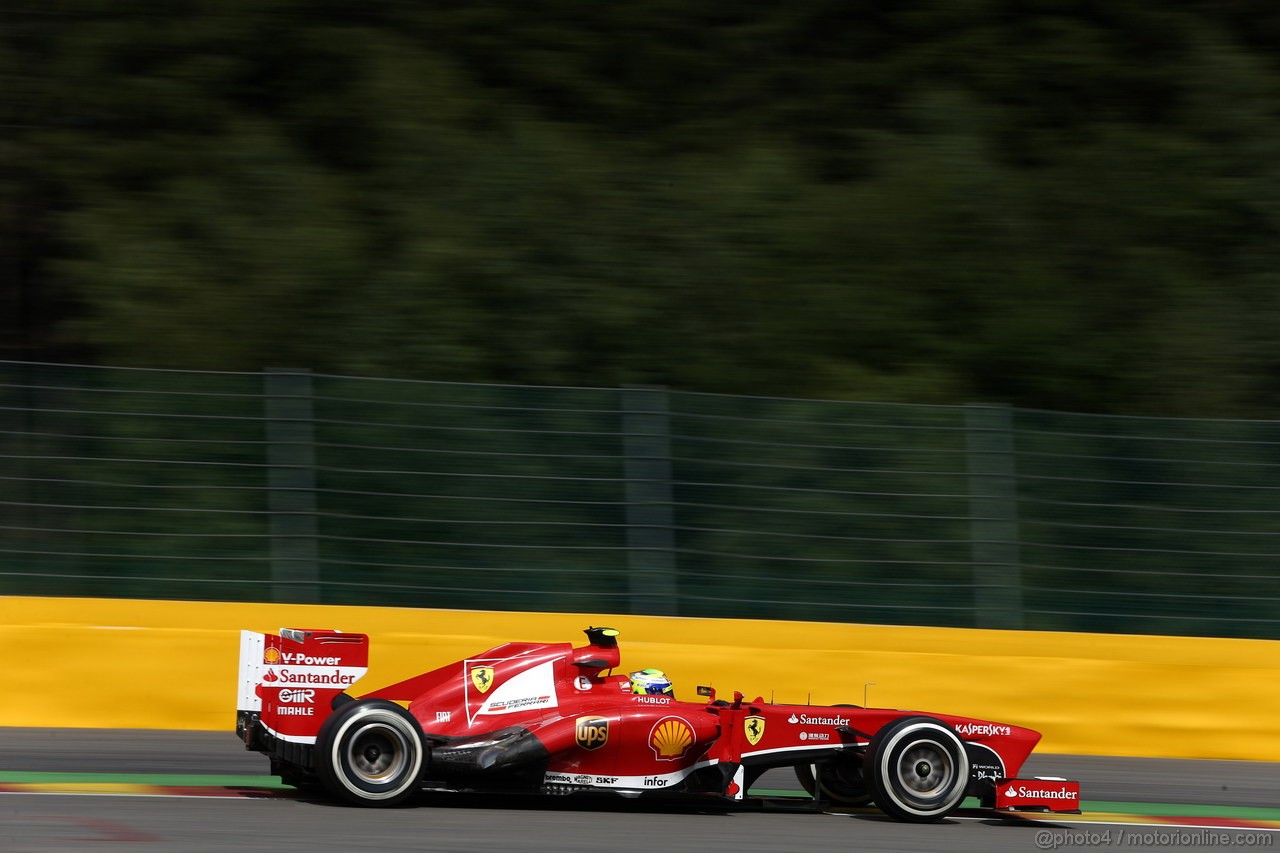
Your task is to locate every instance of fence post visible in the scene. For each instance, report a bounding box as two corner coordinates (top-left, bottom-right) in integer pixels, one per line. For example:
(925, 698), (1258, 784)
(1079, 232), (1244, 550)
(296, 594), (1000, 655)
(966, 404), (1022, 629)
(621, 386), (678, 616)
(265, 368), (319, 603)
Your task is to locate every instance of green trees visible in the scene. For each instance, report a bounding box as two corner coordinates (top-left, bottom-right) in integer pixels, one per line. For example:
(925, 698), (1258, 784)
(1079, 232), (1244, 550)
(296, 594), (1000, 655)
(5, 3), (1280, 416)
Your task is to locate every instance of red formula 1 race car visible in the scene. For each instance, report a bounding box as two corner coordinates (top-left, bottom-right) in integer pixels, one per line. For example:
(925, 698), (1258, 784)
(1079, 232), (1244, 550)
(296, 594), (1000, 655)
(235, 626), (1080, 822)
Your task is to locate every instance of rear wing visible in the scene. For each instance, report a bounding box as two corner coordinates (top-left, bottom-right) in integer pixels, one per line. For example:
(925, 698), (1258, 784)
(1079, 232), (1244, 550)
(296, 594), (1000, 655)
(238, 628), (369, 744)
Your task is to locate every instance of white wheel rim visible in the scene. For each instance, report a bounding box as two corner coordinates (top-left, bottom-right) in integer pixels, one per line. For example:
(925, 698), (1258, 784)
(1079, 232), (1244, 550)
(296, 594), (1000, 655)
(346, 721), (410, 784)
(895, 740), (954, 798)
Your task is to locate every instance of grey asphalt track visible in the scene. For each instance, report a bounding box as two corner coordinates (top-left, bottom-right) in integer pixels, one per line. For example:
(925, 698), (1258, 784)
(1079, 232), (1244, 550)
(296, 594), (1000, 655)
(2, 729), (1277, 853)
(0, 793), (1063, 853)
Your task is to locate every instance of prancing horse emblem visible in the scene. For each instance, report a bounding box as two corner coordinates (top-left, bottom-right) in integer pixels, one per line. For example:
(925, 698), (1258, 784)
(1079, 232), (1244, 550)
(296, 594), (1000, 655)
(470, 665), (495, 694)
(744, 715), (765, 746)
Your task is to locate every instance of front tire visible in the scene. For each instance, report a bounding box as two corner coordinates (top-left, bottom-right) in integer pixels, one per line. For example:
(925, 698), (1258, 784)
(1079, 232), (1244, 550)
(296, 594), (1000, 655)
(794, 702), (871, 807)
(795, 755), (872, 806)
(865, 716), (967, 823)
(315, 699), (426, 806)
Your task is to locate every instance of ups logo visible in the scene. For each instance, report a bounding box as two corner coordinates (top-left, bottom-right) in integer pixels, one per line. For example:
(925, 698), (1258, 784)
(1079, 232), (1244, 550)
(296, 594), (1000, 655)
(575, 716), (610, 751)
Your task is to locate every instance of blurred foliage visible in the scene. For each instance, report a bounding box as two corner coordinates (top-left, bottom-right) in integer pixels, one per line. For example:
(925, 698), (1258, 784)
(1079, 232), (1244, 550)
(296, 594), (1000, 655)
(5, 2), (1280, 415)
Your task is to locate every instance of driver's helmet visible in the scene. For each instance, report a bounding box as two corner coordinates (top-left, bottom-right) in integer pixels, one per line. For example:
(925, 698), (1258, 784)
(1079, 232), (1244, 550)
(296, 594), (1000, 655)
(629, 668), (674, 697)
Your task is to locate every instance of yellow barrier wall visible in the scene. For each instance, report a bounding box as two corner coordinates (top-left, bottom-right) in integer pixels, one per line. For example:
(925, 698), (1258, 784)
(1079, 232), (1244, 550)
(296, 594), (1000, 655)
(3, 596), (1278, 761)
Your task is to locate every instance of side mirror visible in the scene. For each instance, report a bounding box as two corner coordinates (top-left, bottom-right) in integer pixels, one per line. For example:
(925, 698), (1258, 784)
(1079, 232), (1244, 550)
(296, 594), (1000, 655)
(697, 685), (716, 700)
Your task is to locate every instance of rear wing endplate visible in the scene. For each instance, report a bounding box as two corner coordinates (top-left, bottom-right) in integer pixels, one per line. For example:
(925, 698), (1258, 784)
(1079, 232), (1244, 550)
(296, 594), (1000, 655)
(238, 628), (369, 743)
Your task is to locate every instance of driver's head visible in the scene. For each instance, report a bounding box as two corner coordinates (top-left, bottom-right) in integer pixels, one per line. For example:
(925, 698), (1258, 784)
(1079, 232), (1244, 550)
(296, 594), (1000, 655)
(629, 668), (674, 697)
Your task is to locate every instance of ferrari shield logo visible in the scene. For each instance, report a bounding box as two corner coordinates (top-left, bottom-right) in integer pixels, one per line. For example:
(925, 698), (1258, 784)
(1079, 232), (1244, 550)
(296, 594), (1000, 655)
(744, 715), (765, 746)
(470, 665), (495, 694)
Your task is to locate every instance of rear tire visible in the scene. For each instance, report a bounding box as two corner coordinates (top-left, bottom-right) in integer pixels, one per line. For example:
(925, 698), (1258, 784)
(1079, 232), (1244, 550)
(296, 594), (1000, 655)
(315, 699), (426, 806)
(865, 716), (967, 823)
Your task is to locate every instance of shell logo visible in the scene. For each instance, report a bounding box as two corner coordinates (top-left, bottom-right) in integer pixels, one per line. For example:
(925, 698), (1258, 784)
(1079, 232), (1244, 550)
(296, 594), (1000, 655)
(263, 647), (280, 664)
(648, 716), (695, 761)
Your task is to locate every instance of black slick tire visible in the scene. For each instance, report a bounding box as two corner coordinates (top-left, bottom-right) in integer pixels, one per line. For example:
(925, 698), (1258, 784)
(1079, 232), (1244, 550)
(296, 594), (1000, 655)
(314, 699), (426, 806)
(795, 755), (872, 806)
(865, 716), (968, 822)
